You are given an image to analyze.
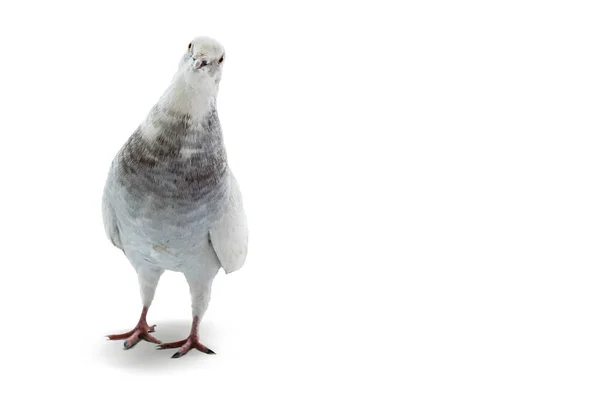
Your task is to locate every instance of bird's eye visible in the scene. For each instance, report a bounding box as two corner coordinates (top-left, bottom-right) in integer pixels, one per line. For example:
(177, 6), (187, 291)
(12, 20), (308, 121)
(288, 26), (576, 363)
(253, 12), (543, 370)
(218, 55), (224, 64)
(188, 43), (192, 51)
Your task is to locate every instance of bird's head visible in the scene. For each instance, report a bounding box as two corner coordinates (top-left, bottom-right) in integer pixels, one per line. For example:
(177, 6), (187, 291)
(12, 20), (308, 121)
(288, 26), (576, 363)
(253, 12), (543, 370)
(177, 36), (226, 91)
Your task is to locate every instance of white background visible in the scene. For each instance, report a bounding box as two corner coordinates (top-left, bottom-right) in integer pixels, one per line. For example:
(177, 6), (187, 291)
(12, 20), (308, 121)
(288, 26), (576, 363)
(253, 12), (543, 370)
(0, 0), (599, 398)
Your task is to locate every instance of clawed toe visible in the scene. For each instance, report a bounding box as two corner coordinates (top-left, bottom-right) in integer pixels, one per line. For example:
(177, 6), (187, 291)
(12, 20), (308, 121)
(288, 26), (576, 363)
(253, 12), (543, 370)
(108, 312), (214, 358)
(157, 336), (215, 358)
(107, 323), (160, 349)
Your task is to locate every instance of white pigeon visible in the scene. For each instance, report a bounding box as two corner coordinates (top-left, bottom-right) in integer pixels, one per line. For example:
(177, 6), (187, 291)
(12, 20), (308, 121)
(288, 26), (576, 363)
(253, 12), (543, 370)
(102, 36), (248, 358)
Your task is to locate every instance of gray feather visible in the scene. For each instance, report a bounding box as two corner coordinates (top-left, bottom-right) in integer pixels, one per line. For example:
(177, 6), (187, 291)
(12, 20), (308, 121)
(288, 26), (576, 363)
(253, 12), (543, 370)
(102, 106), (231, 273)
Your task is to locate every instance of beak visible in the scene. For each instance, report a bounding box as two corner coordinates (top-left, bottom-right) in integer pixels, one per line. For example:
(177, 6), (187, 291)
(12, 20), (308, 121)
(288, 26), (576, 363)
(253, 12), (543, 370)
(193, 59), (208, 69)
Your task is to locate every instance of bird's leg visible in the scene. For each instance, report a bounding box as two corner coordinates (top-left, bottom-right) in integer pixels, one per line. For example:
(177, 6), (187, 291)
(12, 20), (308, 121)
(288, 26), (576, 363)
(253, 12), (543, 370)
(157, 315), (215, 357)
(106, 306), (162, 348)
(157, 270), (216, 358)
(106, 267), (164, 349)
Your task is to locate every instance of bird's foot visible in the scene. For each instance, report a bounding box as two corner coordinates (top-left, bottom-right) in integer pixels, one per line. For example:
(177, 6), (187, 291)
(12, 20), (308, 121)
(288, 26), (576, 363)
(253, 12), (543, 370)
(157, 335), (215, 358)
(106, 315), (161, 349)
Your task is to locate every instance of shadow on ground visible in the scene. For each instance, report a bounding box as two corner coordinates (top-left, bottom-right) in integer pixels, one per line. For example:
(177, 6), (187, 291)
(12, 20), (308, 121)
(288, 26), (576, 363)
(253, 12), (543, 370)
(97, 320), (221, 370)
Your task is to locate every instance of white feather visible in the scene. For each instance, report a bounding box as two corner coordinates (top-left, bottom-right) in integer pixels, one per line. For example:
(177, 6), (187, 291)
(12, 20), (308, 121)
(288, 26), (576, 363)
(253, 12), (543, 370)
(210, 172), (248, 274)
(102, 181), (122, 249)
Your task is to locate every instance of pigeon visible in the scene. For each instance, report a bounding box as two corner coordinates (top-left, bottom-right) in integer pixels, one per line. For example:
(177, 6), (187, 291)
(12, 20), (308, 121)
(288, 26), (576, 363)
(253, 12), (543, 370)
(102, 36), (248, 358)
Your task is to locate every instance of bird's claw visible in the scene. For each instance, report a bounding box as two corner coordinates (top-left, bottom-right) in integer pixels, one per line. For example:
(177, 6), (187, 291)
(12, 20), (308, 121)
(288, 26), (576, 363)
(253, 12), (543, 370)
(156, 336), (215, 358)
(107, 323), (161, 349)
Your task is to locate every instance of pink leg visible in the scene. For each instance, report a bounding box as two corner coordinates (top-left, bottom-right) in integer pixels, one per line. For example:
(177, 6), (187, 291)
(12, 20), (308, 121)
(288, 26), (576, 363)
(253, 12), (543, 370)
(156, 316), (214, 358)
(106, 307), (162, 349)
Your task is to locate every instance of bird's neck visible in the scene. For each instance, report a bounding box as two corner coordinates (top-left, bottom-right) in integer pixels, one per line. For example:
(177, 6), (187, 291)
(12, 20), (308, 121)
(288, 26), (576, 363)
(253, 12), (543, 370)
(140, 71), (220, 142)
(157, 70), (218, 120)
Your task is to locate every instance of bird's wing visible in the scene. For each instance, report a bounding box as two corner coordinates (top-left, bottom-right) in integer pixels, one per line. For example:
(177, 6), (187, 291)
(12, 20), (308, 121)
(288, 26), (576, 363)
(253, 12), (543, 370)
(209, 172), (248, 274)
(102, 179), (123, 250)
